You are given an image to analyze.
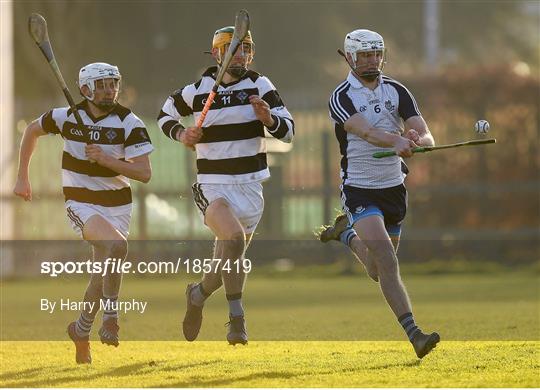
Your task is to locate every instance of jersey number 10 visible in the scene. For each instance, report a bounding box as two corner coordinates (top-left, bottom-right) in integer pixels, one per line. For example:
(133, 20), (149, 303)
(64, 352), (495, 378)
(89, 131), (100, 141)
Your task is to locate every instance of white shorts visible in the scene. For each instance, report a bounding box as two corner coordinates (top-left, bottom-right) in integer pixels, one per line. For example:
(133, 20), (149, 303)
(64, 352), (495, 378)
(65, 200), (132, 239)
(191, 182), (264, 234)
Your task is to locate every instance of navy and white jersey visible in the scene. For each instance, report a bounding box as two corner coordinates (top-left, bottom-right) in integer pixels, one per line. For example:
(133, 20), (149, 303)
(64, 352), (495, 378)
(158, 66), (294, 184)
(329, 72), (421, 189)
(39, 101), (153, 215)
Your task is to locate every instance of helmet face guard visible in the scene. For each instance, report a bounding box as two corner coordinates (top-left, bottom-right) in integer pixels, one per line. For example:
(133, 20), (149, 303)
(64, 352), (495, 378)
(78, 62), (121, 107)
(351, 49), (386, 81)
(212, 26), (254, 78)
(344, 29), (386, 81)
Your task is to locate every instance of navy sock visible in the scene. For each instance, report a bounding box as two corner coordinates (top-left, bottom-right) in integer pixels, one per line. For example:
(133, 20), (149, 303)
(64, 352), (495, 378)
(75, 311), (94, 337)
(339, 228), (358, 247)
(398, 312), (421, 341)
(102, 296), (118, 322)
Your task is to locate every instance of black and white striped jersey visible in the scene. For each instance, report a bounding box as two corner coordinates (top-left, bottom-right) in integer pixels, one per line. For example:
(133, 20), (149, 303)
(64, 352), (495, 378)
(158, 66), (294, 184)
(329, 72), (421, 189)
(39, 101), (153, 214)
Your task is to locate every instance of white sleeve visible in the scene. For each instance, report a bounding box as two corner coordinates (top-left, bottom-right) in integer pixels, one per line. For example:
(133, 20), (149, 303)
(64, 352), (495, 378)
(124, 114), (154, 159)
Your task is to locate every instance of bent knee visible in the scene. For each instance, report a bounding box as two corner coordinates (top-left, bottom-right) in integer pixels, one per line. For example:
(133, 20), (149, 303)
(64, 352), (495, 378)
(109, 239), (128, 259)
(221, 232), (245, 256)
(205, 198), (231, 219)
(95, 238), (128, 259)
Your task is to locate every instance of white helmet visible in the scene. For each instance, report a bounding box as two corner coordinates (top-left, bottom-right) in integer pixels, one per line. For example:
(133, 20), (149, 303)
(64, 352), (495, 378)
(344, 29), (386, 77)
(78, 62), (121, 101)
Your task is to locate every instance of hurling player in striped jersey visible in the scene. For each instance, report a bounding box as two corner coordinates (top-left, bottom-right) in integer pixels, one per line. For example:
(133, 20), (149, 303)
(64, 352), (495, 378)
(158, 26), (294, 345)
(13, 63), (153, 364)
(320, 29), (440, 358)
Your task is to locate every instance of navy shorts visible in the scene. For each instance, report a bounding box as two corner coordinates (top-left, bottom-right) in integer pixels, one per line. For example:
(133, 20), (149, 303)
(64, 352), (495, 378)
(341, 183), (407, 236)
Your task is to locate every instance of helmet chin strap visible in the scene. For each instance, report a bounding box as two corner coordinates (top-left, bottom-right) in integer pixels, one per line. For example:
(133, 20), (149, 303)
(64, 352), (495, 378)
(88, 97), (117, 112)
(358, 71), (380, 82)
(217, 56), (248, 79)
(226, 65), (248, 78)
(337, 49), (380, 82)
(82, 78), (120, 110)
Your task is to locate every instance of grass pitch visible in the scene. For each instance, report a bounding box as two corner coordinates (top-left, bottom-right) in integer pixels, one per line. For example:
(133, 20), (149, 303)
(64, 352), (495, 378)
(2, 271), (538, 341)
(1, 341), (538, 387)
(1, 271), (539, 387)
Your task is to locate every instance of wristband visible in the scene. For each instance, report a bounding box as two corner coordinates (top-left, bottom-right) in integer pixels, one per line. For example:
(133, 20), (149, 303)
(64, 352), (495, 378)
(266, 115), (280, 132)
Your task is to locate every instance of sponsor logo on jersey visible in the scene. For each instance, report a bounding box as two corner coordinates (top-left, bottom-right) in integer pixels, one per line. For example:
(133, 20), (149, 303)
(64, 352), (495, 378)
(70, 128), (84, 137)
(236, 90), (249, 103)
(134, 142), (150, 149)
(369, 99), (380, 105)
(106, 129), (117, 142)
(201, 97), (216, 105)
(355, 206), (366, 215)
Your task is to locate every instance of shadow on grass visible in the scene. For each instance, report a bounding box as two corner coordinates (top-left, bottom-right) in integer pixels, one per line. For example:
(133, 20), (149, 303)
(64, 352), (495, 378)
(368, 359), (421, 370)
(162, 370), (301, 388)
(157, 359), (223, 373)
(158, 353), (423, 387)
(162, 361), (420, 388)
(0, 367), (45, 382)
(2, 361), (150, 388)
(0, 359), (228, 388)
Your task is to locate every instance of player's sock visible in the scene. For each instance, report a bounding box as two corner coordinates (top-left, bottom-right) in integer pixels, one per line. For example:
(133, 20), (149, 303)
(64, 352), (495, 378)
(75, 311), (95, 338)
(398, 312), (421, 341)
(226, 293), (244, 317)
(190, 283), (211, 307)
(102, 296), (118, 322)
(339, 228), (358, 247)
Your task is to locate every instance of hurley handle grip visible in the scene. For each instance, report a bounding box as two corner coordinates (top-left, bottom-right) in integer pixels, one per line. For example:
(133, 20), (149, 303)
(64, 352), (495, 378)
(196, 89), (217, 128)
(373, 147), (427, 158)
